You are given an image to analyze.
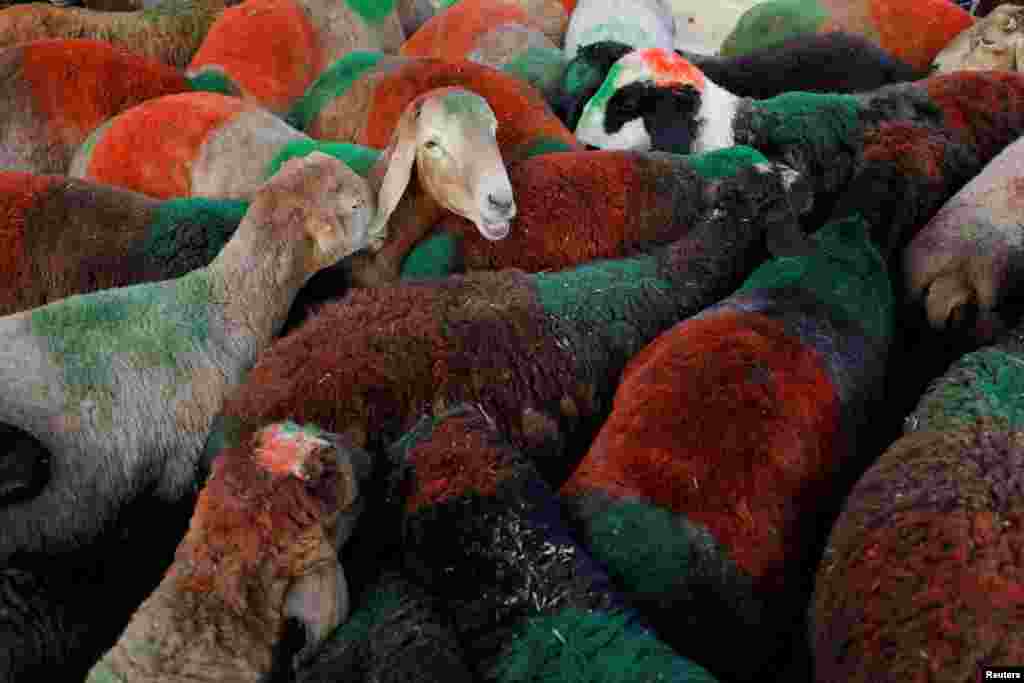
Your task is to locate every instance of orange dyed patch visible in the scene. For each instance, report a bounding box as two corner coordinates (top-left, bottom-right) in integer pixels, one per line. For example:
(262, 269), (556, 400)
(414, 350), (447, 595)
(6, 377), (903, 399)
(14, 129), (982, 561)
(870, 0), (974, 71)
(253, 423), (329, 479)
(360, 58), (581, 161)
(635, 48), (705, 90)
(84, 92), (246, 199)
(863, 121), (945, 182)
(400, 0), (540, 60)
(20, 39), (190, 149)
(923, 71), (1024, 162)
(0, 172), (62, 296)
(188, 0), (324, 113)
(562, 309), (841, 589)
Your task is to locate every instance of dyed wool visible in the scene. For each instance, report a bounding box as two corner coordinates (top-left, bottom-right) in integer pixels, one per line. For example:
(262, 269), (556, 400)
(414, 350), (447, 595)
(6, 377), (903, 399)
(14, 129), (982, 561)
(286, 51), (581, 162)
(0, 38), (190, 175)
(205, 157), (803, 485)
(560, 214), (894, 681)
(812, 420), (1024, 682)
(390, 403), (718, 682)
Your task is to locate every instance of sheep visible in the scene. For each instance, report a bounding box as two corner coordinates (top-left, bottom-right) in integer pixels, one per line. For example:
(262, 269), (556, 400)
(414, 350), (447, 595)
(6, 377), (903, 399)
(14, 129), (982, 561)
(203, 153), (804, 493)
(562, 0), (677, 60)
(553, 34), (923, 133)
(559, 213), (893, 681)
(0, 152), (374, 680)
(812, 419), (1024, 681)
(465, 24), (568, 105)
(0, 170), (247, 317)
(932, 2), (1024, 72)
(287, 51), (582, 163)
(69, 91), (309, 200)
(0, 38), (194, 175)
(85, 420), (372, 682)
(0, 0), (234, 69)
(399, 0), (568, 60)
(384, 402), (719, 681)
(903, 134), (1024, 342)
(720, 0), (974, 71)
(426, 146), (816, 274)
(572, 49), (1024, 229)
(185, 0), (406, 114)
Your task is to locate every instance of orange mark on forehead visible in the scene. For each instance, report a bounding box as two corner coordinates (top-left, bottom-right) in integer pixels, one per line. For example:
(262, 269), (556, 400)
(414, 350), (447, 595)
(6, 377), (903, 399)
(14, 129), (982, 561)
(253, 422), (329, 479)
(634, 48), (704, 90)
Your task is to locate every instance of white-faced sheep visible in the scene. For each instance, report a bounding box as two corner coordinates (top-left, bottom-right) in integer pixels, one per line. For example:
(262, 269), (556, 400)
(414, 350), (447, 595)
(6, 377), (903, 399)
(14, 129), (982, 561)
(85, 421), (372, 682)
(0, 152), (373, 679)
(0, 38), (193, 175)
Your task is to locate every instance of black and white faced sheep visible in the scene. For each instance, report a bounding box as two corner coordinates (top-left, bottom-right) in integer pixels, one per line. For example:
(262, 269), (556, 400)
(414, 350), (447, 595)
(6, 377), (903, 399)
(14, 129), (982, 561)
(562, 0), (676, 59)
(0, 152), (373, 681)
(85, 421), (372, 683)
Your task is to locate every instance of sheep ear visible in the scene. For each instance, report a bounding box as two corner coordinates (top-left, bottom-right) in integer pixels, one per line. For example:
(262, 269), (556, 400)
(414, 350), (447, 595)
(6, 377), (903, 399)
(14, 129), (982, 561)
(367, 99), (423, 250)
(283, 562), (350, 664)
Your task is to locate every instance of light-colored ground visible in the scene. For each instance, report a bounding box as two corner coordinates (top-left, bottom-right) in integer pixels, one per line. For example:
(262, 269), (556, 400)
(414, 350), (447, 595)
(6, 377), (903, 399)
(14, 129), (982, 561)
(665, 0), (761, 54)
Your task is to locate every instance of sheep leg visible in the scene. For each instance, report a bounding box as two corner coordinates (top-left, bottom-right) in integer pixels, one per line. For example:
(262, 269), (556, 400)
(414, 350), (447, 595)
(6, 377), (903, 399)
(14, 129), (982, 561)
(0, 425), (50, 506)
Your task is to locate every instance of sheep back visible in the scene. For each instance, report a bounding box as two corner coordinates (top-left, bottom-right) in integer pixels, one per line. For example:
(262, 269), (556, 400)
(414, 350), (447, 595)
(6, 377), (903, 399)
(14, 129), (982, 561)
(186, 0), (325, 114)
(560, 214), (893, 680)
(390, 403), (718, 681)
(291, 52), (581, 162)
(475, 26), (567, 103)
(399, 0), (567, 59)
(432, 146), (771, 273)
(811, 421), (1024, 682)
(0, 38), (190, 175)
(300, 0), (405, 62)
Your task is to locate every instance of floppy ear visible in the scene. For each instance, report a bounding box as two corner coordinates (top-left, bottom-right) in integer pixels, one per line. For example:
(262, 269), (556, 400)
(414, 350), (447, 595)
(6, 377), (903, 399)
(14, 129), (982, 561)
(367, 98), (425, 250)
(283, 562), (350, 666)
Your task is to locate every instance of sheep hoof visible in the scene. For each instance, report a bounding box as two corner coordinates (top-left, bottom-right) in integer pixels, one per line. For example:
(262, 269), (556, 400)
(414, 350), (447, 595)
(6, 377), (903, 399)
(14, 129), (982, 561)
(0, 425), (51, 506)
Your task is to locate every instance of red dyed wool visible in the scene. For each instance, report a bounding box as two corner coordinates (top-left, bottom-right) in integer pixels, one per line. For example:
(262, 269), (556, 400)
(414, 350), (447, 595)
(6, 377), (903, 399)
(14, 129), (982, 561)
(562, 309), (842, 590)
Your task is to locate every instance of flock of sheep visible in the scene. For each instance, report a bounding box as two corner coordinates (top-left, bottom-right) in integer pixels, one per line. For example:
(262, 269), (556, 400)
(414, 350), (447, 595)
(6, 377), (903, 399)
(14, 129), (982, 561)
(1, 0), (1024, 680)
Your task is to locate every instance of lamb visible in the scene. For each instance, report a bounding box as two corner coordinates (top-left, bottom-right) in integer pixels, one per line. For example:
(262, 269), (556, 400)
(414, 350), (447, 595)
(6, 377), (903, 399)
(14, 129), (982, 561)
(562, 0), (677, 60)
(813, 415), (1024, 679)
(932, 2), (1024, 72)
(0, 0), (234, 69)
(0, 152), (374, 680)
(904, 134), (1024, 341)
(0, 39), (193, 175)
(0, 170), (246, 317)
(69, 91), (309, 200)
(85, 421), (372, 682)
(572, 48), (1024, 234)
(185, 0), (406, 114)
(399, 0), (568, 59)
(720, 0), (973, 71)
(287, 51), (582, 163)
(203, 155), (804, 493)
(382, 402), (719, 681)
(560, 213), (893, 681)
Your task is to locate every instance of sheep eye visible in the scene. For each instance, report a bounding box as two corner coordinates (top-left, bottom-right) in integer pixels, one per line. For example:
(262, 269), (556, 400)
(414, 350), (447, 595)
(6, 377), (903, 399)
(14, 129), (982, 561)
(424, 139), (441, 151)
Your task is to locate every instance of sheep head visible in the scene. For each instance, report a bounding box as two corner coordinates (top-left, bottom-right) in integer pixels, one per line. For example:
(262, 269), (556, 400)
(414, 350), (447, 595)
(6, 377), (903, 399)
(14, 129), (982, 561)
(933, 4), (1024, 73)
(574, 48), (732, 155)
(249, 151), (376, 273)
(369, 87), (517, 246)
(173, 421), (372, 670)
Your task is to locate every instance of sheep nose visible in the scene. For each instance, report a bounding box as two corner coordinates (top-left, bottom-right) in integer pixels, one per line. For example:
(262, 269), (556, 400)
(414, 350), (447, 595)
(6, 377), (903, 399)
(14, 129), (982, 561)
(487, 194), (514, 215)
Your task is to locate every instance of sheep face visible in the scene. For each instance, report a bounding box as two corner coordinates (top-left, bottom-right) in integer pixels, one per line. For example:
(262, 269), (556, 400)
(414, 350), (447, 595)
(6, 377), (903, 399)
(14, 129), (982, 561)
(933, 4), (1024, 73)
(574, 48), (732, 155)
(371, 87), (516, 245)
(253, 151), (375, 272)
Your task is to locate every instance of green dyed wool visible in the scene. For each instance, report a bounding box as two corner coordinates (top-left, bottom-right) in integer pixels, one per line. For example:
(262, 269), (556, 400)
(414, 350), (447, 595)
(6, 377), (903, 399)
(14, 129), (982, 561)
(913, 348), (1024, 432)
(187, 68), (240, 97)
(85, 660), (127, 683)
(31, 270), (215, 425)
(75, 118), (116, 172)
(518, 137), (576, 159)
(746, 91), (861, 164)
(324, 577), (409, 644)
(343, 0), (398, 23)
(493, 608), (718, 683)
(401, 233), (460, 279)
(582, 500), (703, 599)
(501, 47), (568, 97)
(144, 198), (248, 264)
(562, 56), (606, 97)
(720, 0), (829, 57)
(265, 140), (382, 179)
(737, 214), (893, 343)
(286, 51), (385, 131)
(686, 146), (768, 181)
